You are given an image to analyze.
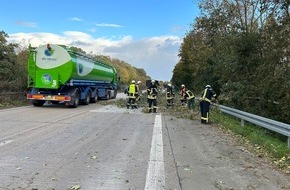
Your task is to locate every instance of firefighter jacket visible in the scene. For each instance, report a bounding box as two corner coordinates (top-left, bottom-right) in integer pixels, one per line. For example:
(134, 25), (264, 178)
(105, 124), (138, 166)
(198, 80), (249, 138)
(184, 90), (195, 100)
(147, 84), (158, 99)
(200, 88), (216, 103)
(128, 83), (138, 99)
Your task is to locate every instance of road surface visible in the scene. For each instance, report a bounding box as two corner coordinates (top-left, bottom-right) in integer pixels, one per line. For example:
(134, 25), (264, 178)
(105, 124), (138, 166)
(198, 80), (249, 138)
(0, 95), (289, 190)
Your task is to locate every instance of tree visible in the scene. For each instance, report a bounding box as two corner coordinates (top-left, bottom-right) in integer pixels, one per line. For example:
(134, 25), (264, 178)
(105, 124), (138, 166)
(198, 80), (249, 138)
(0, 31), (19, 91)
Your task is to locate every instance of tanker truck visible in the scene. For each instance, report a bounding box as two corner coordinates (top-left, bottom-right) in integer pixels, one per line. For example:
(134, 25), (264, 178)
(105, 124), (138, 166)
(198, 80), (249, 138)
(26, 44), (118, 108)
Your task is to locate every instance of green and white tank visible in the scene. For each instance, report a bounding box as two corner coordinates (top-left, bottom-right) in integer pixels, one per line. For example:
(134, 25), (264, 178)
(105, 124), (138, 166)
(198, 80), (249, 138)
(28, 44), (117, 89)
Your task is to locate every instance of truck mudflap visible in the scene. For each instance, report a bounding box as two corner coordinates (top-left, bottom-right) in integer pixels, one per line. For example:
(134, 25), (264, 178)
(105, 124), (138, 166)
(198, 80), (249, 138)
(26, 94), (71, 101)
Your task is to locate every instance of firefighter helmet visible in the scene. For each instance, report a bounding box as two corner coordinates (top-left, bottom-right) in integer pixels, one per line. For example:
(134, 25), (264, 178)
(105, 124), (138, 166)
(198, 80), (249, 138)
(151, 80), (155, 83)
(131, 80), (136, 84)
(206, 85), (211, 88)
(137, 81), (141, 84)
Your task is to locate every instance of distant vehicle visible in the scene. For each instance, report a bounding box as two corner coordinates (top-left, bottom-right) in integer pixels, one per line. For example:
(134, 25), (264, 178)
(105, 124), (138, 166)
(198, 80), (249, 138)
(26, 44), (118, 108)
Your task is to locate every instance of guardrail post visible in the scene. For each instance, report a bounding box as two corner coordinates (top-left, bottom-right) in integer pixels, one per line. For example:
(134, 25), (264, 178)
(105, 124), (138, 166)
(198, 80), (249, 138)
(288, 137), (290, 148)
(241, 119), (244, 127)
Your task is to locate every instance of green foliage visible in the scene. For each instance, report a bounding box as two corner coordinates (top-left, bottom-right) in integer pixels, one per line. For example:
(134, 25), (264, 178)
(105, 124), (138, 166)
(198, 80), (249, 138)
(0, 31), (18, 82)
(211, 110), (290, 167)
(0, 30), (27, 92)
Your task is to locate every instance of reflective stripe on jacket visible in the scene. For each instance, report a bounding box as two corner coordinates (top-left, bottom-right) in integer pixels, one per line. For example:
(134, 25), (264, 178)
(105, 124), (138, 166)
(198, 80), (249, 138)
(200, 88), (216, 103)
(147, 86), (157, 99)
(185, 90), (195, 100)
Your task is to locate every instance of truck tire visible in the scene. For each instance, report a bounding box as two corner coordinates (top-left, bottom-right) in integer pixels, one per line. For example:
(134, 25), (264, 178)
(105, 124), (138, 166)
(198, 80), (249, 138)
(90, 93), (98, 103)
(67, 89), (79, 108)
(82, 91), (91, 105)
(112, 89), (117, 99)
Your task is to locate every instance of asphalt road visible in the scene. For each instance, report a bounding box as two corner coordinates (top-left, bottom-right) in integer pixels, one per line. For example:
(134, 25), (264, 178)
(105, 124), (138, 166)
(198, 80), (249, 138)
(0, 94), (289, 190)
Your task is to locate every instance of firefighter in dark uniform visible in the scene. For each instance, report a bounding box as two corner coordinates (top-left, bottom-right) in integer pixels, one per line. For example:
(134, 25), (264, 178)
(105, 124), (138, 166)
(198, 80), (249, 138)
(127, 80), (138, 109)
(200, 85), (217, 124)
(147, 80), (158, 113)
(166, 83), (174, 108)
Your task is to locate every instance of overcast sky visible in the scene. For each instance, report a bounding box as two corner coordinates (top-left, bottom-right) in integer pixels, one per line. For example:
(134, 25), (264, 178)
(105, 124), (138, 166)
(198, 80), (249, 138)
(1, 0), (200, 81)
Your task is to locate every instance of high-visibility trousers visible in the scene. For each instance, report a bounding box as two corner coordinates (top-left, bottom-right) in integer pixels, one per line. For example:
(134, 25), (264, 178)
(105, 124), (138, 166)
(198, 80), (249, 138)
(127, 97), (136, 108)
(200, 100), (210, 123)
(148, 98), (157, 113)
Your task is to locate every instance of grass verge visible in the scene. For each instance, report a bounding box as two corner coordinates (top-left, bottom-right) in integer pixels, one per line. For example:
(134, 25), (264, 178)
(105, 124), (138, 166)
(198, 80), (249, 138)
(210, 107), (290, 173)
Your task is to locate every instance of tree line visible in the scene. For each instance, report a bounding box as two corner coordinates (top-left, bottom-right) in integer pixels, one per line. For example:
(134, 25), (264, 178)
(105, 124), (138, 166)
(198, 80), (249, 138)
(172, 0), (290, 124)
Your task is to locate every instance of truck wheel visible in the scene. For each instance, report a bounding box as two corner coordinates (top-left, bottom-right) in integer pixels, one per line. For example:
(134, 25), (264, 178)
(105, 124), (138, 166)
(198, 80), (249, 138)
(32, 100), (45, 107)
(67, 89), (79, 108)
(82, 91), (90, 105)
(112, 89), (117, 99)
(90, 94), (98, 103)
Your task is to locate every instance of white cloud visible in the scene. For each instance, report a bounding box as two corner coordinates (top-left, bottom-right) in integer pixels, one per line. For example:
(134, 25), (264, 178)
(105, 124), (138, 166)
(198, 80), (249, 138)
(95, 23), (124, 28)
(8, 32), (181, 81)
(69, 17), (84, 22)
(15, 21), (38, 28)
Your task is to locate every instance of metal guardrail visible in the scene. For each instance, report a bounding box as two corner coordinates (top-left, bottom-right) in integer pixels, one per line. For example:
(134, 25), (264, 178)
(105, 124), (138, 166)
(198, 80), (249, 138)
(217, 105), (290, 148)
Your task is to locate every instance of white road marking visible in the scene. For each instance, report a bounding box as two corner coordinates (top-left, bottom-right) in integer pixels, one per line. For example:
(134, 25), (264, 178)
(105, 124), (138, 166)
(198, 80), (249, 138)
(145, 114), (165, 190)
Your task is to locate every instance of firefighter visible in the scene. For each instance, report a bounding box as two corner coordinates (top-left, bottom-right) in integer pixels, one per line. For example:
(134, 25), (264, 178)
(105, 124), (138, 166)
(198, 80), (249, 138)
(127, 80), (138, 109)
(184, 89), (195, 110)
(180, 84), (187, 107)
(166, 83), (174, 108)
(147, 80), (158, 113)
(200, 85), (217, 124)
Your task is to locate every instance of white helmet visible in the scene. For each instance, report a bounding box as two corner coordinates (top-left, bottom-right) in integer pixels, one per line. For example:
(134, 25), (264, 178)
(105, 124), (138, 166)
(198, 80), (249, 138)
(181, 84), (185, 87)
(131, 80), (136, 84)
(206, 85), (211, 88)
(137, 81), (141, 84)
(151, 80), (155, 83)
(168, 83), (172, 87)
